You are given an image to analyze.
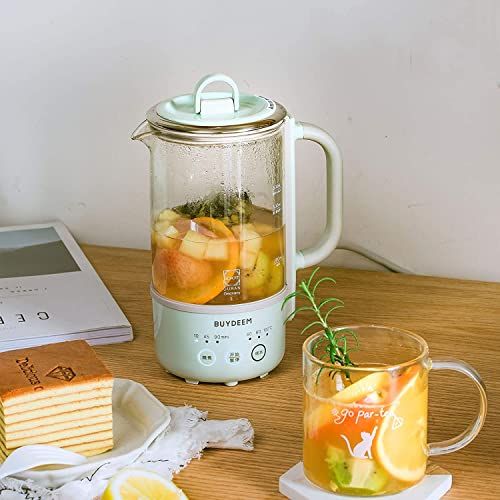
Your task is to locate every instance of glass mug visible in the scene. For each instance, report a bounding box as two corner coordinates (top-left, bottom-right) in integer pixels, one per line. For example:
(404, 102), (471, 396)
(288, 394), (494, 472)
(303, 325), (487, 496)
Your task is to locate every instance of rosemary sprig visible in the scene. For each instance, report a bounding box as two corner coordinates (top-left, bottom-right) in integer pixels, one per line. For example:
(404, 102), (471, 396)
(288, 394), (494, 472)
(282, 268), (358, 381)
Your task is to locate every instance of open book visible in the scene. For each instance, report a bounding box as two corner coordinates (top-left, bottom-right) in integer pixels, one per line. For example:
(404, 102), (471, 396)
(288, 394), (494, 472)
(0, 222), (132, 351)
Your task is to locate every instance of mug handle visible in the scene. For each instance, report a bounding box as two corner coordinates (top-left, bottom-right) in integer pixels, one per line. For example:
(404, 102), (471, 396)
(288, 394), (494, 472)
(294, 122), (343, 270)
(428, 359), (488, 456)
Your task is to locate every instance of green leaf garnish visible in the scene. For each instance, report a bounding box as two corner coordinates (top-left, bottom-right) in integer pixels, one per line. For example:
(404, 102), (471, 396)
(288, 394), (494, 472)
(173, 190), (253, 226)
(283, 267), (358, 382)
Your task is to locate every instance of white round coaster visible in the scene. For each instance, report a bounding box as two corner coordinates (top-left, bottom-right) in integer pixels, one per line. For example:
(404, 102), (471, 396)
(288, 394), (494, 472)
(279, 462), (452, 500)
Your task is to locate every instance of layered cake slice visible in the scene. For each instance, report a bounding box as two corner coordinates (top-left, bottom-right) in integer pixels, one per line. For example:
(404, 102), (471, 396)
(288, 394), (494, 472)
(0, 340), (113, 459)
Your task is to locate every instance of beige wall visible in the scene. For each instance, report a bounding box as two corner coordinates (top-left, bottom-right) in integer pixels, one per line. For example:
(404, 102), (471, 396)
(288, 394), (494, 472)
(1, 0), (499, 280)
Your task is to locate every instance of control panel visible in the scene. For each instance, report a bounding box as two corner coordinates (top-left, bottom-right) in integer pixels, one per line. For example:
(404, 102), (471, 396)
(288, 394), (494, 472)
(192, 324), (273, 367)
(153, 298), (286, 384)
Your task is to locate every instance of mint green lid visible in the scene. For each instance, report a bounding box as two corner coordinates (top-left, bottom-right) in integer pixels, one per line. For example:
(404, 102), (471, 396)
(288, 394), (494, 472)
(149, 74), (287, 134)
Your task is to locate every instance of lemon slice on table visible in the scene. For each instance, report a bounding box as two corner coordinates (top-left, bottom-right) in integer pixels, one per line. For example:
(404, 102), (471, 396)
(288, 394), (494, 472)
(102, 468), (188, 500)
(374, 369), (428, 483)
(333, 372), (391, 404)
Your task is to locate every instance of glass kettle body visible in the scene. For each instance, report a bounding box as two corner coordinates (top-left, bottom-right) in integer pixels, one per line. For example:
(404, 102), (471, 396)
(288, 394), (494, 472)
(133, 74), (343, 385)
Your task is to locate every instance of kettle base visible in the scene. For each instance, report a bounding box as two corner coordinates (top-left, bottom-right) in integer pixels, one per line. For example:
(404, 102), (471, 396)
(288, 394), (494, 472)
(152, 296), (286, 385)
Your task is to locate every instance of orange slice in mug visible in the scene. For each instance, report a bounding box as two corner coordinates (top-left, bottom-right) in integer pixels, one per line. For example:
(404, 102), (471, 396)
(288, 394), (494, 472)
(374, 368), (428, 482)
(306, 371), (388, 442)
(153, 217), (238, 304)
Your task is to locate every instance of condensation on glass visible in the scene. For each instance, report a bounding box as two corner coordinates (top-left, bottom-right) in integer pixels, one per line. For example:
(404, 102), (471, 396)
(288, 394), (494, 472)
(144, 125), (286, 306)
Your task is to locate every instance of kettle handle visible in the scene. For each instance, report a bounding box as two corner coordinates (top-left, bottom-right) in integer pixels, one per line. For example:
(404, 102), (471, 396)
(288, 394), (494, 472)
(294, 122), (343, 270)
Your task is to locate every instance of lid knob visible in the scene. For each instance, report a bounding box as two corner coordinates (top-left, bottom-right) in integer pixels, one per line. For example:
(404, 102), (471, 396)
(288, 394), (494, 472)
(193, 73), (240, 116)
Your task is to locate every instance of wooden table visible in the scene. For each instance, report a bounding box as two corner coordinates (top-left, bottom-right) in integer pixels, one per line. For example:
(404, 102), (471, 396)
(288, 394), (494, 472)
(85, 245), (499, 500)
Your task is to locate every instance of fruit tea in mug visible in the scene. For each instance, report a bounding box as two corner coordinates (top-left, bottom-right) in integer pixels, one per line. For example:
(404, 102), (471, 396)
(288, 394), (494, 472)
(303, 325), (487, 496)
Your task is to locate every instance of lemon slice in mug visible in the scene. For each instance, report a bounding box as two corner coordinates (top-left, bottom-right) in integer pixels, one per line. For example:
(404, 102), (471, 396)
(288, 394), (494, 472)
(374, 369), (428, 482)
(102, 468), (188, 500)
(333, 372), (391, 404)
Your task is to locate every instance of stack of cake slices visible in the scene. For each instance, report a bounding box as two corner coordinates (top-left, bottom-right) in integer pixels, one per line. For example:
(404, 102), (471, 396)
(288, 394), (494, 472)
(0, 340), (114, 459)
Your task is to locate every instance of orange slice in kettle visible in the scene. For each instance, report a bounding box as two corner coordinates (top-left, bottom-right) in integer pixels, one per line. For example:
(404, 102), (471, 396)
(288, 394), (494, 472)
(152, 217), (239, 304)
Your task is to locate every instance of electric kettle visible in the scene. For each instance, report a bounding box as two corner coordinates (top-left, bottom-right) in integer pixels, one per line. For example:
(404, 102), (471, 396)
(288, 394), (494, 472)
(132, 73), (343, 386)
